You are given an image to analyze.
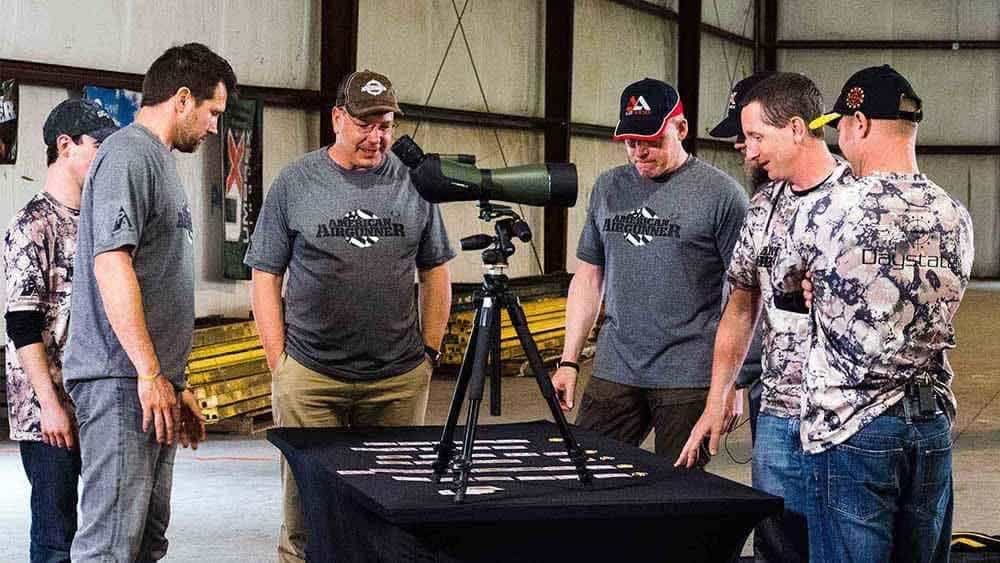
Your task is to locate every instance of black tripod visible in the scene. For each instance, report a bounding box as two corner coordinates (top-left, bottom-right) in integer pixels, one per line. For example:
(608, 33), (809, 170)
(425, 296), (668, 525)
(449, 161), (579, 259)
(431, 203), (592, 502)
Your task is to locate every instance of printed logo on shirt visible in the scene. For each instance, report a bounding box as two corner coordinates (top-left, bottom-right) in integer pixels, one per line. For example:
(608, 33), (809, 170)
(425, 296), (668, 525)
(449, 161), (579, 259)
(860, 216), (944, 271)
(603, 207), (680, 247)
(112, 206), (134, 234)
(19, 277), (38, 297)
(315, 209), (405, 248)
(177, 204), (194, 244)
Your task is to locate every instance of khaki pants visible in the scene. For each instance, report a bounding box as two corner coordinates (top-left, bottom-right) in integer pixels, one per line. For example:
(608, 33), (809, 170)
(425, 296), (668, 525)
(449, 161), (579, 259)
(271, 352), (432, 563)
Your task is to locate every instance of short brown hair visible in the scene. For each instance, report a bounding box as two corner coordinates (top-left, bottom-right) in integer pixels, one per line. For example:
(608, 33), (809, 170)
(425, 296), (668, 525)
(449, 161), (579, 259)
(141, 43), (237, 107)
(743, 73), (825, 138)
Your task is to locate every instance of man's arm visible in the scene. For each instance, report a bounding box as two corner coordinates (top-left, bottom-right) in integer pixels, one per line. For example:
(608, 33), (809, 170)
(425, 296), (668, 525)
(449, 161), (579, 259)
(251, 269), (285, 371)
(675, 286), (761, 468)
(418, 262), (451, 355)
(552, 262), (604, 411)
(94, 249), (177, 444)
(16, 342), (76, 449)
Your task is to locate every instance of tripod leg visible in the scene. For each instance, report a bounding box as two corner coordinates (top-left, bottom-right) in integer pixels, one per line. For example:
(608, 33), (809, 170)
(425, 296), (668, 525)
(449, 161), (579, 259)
(504, 298), (592, 485)
(489, 308), (502, 417)
(432, 304), (483, 480)
(453, 296), (499, 503)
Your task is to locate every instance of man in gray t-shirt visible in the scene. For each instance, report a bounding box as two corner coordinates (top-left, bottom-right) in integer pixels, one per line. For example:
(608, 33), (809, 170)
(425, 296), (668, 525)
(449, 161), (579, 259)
(62, 44), (236, 562)
(552, 78), (748, 465)
(245, 69), (454, 563)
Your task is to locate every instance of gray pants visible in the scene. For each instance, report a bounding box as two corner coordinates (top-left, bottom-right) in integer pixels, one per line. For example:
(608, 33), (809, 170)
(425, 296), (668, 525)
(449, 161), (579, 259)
(68, 378), (176, 563)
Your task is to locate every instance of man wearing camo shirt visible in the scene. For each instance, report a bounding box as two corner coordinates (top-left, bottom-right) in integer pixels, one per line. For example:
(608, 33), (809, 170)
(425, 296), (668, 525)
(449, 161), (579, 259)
(676, 73), (852, 563)
(797, 65), (974, 562)
(4, 99), (117, 563)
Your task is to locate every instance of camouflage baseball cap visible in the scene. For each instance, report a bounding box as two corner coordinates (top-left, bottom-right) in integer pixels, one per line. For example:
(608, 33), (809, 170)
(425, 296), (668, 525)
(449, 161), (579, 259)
(335, 69), (403, 118)
(43, 98), (119, 146)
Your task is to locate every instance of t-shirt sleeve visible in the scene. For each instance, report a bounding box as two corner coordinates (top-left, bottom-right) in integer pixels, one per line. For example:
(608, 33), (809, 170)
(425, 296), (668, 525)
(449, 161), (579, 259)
(244, 173), (293, 275)
(3, 214), (49, 314)
(90, 150), (152, 255)
(575, 178), (605, 267)
(714, 177), (750, 267)
(726, 206), (759, 290)
(416, 203), (455, 270)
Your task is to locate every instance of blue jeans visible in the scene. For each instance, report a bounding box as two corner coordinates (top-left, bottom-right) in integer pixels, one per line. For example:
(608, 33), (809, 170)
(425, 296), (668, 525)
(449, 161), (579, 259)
(19, 440), (81, 563)
(752, 414), (813, 563)
(804, 412), (953, 563)
(67, 378), (177, 563)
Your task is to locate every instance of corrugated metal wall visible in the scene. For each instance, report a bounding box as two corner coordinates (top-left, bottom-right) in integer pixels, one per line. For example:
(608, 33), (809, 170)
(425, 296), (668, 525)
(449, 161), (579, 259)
(0, 0), (997, 336)
(776, 0), (1000, 277)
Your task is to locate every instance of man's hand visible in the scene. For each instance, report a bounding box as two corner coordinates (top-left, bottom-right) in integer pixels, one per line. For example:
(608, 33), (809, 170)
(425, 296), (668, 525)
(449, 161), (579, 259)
(802, 271), (814, 309)
(551, 366), (578, 411)
(138, 375), (178, 444)
(675, 389), (741, 468)
(39, 398), (77, 449)
(177, 389), (206, 450)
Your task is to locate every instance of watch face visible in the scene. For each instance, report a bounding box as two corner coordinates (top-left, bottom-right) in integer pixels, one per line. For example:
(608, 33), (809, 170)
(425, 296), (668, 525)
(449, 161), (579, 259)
(424, 345), (441, 364)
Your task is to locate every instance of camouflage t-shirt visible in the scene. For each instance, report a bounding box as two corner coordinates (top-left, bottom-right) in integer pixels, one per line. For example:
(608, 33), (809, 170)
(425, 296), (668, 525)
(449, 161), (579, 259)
(792, 172), (974, 453)
(727, 160), (853, 418)
(3, 192), (79, 441)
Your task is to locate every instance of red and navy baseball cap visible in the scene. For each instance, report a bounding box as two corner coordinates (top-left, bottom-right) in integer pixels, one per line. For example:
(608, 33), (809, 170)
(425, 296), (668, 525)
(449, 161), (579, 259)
(612, 78), (684, 142)
(809, 65), (923, 130)
(709, 72), (774, 139)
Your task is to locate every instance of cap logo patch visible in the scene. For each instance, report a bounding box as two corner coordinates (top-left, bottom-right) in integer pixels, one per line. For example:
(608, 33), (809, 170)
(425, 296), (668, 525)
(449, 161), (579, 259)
(845, 87), (865, 110)
(625, 95), (652, 116)
(727, 90), (737, 111)
(361, 80), (387, 96)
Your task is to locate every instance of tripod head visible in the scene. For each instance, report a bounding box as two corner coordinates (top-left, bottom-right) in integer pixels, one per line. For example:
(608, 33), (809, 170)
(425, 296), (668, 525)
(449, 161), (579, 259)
(459, 202), (532, 269)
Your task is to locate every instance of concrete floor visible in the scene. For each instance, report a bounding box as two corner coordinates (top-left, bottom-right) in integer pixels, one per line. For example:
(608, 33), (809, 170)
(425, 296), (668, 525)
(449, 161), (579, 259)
(1, 286), (997, 561)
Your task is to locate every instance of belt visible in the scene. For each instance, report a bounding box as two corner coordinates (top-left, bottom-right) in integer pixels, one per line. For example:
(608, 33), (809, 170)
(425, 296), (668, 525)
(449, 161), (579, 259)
(883, 398), (943, 420)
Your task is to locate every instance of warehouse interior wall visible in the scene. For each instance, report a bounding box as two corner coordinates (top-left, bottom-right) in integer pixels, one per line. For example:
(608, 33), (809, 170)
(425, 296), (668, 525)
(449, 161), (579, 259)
(1, 0), (998, 333)
(0, 0), (324, 332)
(775, 0), (1000, 277)
(358, 0), (548, 282)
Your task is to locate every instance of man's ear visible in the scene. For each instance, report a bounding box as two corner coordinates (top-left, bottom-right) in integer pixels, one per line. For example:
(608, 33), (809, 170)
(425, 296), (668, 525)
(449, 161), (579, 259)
(856, 111), (872, 139)
(790, 116), (809, 143)
(56, 134), (75, 159)
(174, 87), (193, 113)
(674, 117), (689, 141)
(330, 106), (344, 136)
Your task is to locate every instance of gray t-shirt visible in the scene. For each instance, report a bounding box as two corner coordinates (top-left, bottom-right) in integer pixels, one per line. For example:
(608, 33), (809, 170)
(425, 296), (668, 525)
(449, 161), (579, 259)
(63, 124), (195, 390)
(244, 149), (454, 381)
(577, 157), (748, 388)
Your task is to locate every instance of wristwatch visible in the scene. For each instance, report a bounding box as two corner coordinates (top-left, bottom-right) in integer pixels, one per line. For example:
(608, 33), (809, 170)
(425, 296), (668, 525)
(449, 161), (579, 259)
(557, 359), (580, 372)
(424, 344), (442, 367)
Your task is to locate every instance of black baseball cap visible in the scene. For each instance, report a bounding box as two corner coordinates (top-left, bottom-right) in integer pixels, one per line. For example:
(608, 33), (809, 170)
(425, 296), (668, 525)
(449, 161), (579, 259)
(612, 78), (684, 142)
(42, 99), (119, 147)
(809, 65), (923, 130)
(708, 72), (774, 139)
(335, 69), (404, 118)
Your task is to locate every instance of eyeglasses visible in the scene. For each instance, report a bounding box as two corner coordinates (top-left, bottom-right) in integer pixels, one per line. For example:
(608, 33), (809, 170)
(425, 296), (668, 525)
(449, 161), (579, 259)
(347, 116), (398, 136)
(623, 138), (662, 149)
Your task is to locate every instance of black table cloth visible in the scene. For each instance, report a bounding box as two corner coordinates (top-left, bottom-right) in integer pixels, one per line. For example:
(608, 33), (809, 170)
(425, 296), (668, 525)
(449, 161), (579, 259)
(268, 420), (782, 563)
